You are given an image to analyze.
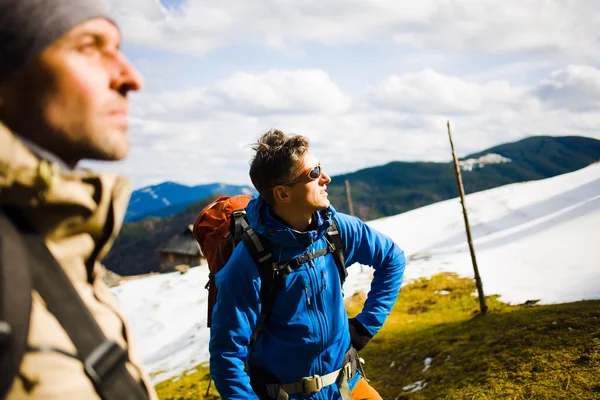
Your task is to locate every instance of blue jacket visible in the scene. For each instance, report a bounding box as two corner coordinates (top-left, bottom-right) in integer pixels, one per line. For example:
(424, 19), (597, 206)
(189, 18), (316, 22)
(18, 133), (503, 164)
(209, 195), (406, 399)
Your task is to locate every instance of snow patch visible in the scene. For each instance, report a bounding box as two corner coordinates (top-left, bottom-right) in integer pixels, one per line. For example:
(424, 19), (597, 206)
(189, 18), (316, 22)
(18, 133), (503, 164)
(459, 153), (512, 171)
(423, 357), (432, 372)
(403, 380), (428, 392)
(112, 266), (210, 383)
(139, 187), (159, 199)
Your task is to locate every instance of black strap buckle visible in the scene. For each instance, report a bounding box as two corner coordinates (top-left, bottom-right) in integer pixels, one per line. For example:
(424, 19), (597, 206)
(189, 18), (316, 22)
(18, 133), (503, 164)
(84, 340), (128, 385)
(232, 210), (246, 218)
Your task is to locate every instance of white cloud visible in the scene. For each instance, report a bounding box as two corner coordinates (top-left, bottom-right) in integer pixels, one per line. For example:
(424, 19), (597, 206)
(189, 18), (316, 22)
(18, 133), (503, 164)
(107, 0), (600, 61)
(209, 69), (351, 115)
(368, 70), (478, 114)
(367, 69), (529, 115)
(133, 69), (350, 120)
(393, 0), (600, 60)
(533, 65), (600, 112)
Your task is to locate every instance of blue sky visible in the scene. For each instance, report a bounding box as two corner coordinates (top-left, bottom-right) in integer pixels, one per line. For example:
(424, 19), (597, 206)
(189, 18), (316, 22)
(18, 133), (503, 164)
(87, 0), (600, 189)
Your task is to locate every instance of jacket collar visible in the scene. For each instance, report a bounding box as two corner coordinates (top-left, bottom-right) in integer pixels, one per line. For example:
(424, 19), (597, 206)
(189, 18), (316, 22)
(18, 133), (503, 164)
(0, 121), (132, 264)
(245, 194), (336, 249)
(16, 134), (72, 172)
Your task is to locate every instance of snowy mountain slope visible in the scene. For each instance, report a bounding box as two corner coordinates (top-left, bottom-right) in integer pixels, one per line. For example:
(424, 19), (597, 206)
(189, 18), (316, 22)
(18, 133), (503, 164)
(125, 182), (256, 222)
(112, 162), (600, 383)
(369, 161), (600, 305)
(112, 267), (210, 382)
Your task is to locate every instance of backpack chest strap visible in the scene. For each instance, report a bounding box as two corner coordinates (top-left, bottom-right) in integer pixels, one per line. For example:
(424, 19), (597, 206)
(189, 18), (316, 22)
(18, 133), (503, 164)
(286, 247), (330, 269)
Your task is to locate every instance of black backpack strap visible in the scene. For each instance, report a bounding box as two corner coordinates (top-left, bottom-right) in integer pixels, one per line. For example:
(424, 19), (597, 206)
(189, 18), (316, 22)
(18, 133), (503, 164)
(1, 208), (149, 400)
(0, 211), (33, 398)
(230, 210), (290, 348)
(287, 248), (329, 268)
(25, 234), (149, 400)
(236, 221), (276, 348)
(325, 218), (347, 287)
(231, 210), (278, 315)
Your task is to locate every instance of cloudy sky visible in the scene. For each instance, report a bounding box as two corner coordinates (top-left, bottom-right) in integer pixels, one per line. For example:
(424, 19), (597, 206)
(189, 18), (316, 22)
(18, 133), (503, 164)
(86, 0), (600, 189)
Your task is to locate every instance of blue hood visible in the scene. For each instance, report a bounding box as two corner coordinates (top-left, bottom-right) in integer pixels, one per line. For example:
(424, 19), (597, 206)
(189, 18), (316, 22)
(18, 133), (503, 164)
(245, 194), (336, 249)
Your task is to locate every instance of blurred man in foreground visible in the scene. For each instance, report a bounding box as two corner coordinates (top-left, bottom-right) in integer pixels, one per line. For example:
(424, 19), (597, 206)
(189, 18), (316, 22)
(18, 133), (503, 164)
(0, 1), (157, 398)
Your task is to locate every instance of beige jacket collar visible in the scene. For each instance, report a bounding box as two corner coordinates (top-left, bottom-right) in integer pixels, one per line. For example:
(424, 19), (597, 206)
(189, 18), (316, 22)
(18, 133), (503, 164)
(0, 121), (132, 265)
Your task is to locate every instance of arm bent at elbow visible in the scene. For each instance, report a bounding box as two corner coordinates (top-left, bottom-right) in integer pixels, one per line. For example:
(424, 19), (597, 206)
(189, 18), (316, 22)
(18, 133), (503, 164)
(335, 213), (407, 337)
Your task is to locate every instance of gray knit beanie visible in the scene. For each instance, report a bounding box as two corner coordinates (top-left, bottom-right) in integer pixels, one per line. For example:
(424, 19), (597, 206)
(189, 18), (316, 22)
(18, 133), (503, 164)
(0, 0), (113, 82)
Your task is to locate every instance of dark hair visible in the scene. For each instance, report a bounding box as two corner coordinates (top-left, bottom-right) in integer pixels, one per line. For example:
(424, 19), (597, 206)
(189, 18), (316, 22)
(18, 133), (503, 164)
(249, 129), (310, 205)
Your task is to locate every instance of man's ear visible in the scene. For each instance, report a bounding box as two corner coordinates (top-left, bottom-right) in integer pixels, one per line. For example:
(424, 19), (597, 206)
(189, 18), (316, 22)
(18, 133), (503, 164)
(273, 186), (291, 203)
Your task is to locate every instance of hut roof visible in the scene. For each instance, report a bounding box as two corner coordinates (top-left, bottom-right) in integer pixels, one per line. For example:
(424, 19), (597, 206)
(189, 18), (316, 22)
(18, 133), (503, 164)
(157, 225), (202, 256)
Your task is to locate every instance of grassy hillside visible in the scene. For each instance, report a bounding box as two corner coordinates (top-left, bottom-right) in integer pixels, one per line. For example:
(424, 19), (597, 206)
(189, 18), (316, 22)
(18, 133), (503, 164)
(154, 273), (600, 399)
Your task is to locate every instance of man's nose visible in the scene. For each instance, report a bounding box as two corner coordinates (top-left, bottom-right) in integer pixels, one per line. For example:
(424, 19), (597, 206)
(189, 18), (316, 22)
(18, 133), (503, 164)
(111, 52), (145, 94)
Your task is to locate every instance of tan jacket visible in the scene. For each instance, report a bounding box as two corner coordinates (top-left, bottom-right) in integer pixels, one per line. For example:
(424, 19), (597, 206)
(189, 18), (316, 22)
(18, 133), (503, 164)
(0, 122), (158, 400)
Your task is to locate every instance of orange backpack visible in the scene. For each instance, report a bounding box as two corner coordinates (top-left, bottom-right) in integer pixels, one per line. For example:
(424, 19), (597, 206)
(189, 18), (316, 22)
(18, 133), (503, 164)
(192, 195), (251, 327)
(192, 195), (347, 329)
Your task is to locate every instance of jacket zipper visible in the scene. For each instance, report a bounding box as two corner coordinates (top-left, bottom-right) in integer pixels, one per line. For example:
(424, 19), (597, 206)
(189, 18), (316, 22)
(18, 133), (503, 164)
(303, 283), (310, 306)
(308, 239), (326, 374)
(316, 259), (330, 353)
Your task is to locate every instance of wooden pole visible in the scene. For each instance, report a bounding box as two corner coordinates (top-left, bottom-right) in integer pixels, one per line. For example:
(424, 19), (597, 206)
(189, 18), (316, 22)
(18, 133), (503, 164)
(447, 121), (488, 316)
(345, 179), (355, 217)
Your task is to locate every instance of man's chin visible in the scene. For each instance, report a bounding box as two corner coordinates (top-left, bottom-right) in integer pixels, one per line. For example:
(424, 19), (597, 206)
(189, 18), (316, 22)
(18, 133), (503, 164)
(84, 143), (129, 162)
(99, 131), (130, 160)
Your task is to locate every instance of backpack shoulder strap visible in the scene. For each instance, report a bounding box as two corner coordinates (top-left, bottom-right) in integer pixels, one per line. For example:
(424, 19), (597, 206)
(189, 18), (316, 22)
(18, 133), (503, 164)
(25, 235), (150, 400)
(325, 218), (347, 287)
(0, 210), (33, 399)
(234, 212), (278, 347)
(1, 208), (149, 400)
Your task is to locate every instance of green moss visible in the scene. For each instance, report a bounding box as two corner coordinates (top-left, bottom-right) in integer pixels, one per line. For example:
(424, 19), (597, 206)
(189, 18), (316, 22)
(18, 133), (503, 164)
(155, 363), (219, 400)
(155, 273), (600, 399)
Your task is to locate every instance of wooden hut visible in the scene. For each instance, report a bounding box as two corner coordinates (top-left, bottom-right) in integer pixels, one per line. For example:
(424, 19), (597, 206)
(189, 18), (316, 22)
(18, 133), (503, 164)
(157, 225), (203, 273)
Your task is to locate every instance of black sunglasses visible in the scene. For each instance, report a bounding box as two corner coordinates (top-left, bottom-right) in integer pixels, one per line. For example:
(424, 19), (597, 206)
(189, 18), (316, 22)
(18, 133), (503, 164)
(274, 164), (322, 188)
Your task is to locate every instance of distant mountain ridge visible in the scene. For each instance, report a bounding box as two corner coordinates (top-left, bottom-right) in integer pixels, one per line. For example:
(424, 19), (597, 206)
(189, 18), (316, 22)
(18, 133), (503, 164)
(105, 135), (600, 276)
(125, 182), (256, 222)
(325, 135), (600, 220)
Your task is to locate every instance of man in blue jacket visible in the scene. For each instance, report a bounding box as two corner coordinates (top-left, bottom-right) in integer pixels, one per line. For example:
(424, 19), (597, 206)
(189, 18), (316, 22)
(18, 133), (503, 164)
(209, 129), (406, 399)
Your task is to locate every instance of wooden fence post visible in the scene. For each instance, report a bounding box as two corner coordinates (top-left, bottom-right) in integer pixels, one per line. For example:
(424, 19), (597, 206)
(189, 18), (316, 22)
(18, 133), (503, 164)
(345, 179), (354, 217)
(447, 121), (488, 316)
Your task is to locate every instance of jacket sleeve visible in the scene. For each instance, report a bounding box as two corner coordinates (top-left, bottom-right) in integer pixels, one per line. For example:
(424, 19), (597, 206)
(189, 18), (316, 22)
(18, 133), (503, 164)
(209, 245), (261, 399)
(334, 213), (406, 337)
